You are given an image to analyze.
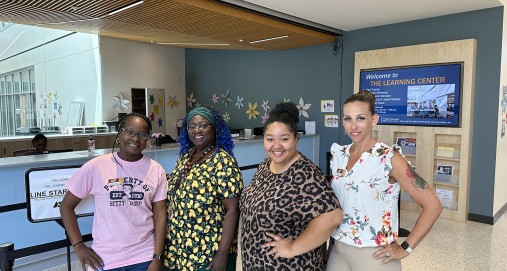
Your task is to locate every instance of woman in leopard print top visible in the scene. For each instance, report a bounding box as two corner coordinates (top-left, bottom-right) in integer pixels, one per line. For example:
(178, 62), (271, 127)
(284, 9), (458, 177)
(240, 102), (342, 270)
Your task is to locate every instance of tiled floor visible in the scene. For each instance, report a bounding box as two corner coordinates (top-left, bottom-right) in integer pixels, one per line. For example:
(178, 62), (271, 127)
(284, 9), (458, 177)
(44, 210), (507, 271)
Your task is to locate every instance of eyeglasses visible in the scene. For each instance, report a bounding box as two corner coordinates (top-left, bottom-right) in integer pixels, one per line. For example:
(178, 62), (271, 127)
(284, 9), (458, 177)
(187, 122), (210, 131)
(120, 128), (149, 139)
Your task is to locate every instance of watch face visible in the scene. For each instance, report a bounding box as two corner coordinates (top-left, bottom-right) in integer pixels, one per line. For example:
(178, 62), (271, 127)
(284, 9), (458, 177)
(401, 241), (409, 250)
(153, 254), (162, 260)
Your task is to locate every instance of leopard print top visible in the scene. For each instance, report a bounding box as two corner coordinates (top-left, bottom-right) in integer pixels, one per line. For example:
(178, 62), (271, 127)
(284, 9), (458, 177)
(240, 154), (341, 271)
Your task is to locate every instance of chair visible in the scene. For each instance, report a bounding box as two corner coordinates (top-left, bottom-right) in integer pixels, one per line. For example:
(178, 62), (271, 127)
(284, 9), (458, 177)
(13, 148), (35, 157)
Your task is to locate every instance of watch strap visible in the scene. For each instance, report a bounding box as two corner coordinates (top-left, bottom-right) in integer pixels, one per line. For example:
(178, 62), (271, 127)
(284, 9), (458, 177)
(401, 241), (414, 253)
(153, 253), (162, 260)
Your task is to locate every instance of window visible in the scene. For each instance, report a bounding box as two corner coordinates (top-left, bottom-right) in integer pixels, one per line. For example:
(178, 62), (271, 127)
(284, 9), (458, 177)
(0, 67), (37, 136)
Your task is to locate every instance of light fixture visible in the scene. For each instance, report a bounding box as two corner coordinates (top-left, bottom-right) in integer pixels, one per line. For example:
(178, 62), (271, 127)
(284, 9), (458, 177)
(157, 42), (230, 46)
(107, 0), (144, 16)
(37, 18), (99, 25)
(249, 35), (288, 44)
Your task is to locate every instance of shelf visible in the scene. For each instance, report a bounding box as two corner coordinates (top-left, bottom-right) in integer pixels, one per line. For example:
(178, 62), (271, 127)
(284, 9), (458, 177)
(66, 126), (109, 134)
(434, 156), (460, 162)
(434, 181), (459, 188)
(404, 154), (416, 158)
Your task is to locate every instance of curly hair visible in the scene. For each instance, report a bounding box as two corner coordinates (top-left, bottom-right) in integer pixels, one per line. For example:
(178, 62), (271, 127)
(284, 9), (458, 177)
(178, 106), (235, 156)
(32, 133), (47, 146)
(264, 102), (299, 136)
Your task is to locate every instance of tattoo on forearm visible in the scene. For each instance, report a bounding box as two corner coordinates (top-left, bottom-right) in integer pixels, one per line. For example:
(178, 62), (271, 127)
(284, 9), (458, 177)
(405, 165), (430, 189)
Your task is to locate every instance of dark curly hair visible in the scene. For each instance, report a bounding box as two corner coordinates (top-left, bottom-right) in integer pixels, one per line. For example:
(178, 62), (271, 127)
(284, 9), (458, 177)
(344, 90), (376, 115)
(32, 133), (47, 146)
(264, 102), (299, 136)
(178, 106), (234, 156)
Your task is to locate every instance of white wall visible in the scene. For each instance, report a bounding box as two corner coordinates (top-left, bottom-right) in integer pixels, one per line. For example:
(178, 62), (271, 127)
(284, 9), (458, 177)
(494, 2), (507, 215)
(100, 37), (186, 138)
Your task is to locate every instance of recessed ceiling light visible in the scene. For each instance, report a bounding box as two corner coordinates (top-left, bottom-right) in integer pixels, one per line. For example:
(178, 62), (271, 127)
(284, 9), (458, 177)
(157, 42), (230, 46)
(249, 35), (288, 44)
(239, 39), (244, 42)
(107, 0), (144, 16)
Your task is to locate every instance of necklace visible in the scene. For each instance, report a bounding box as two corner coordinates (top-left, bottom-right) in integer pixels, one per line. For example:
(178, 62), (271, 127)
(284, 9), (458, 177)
(181, 144), (215, 176)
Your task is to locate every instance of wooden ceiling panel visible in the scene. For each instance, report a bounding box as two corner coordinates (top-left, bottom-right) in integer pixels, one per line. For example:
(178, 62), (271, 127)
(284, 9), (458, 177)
(0, 0), (338, 50)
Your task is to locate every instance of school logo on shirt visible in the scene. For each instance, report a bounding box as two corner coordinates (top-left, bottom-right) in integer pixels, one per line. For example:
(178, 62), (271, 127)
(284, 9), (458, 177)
(103, 177), (150, 207)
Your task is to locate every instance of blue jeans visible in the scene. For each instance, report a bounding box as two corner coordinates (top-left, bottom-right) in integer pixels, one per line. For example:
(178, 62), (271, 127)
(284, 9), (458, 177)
(106, 260), (151, 271)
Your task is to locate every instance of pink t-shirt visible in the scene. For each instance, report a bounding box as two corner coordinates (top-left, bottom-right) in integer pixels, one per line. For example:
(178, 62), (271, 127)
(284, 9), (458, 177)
(66, 153), (167, 269)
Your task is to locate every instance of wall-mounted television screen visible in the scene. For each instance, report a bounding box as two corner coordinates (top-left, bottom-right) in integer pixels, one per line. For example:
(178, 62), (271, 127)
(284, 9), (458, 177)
(359, 62), (462, 127)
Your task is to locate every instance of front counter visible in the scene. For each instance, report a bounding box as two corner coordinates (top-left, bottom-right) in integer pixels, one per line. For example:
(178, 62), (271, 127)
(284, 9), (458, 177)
(0, 134), (319, 269)
(0, 133), (118, 158)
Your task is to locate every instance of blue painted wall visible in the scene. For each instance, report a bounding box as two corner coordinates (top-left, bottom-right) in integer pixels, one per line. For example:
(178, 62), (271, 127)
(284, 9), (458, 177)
(342, 7), (503, 217)
(185, 44), (342, 171)
(185, 7), (503, 217)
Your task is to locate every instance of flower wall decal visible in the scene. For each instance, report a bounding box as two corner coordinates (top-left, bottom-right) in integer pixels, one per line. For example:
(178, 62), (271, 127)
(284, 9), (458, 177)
(112, 92), (130, 112)
(235, 96), (244, 109)
(212, 93), (219, 103)
(261, 100), (270, 112)
(221, 90), (233, 106)
(246, 102), (260, 119)
(261, 111), (269, 124)
(187, 93), (196, 107)
(149, 112), (155, 121)
(158, 96), (163, 105)
(223, 112), (230, 123)
(158, 117), (163, 127)
(166, 95), (180, 109)
(296, 97), (311, 118)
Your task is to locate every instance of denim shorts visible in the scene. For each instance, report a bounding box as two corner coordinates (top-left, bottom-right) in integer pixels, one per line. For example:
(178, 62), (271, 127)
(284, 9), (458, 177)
(106, 260), (152, 271)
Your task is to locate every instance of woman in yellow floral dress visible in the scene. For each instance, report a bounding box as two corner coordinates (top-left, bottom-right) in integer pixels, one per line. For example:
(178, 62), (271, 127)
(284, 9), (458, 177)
(163, 107), (243, 271)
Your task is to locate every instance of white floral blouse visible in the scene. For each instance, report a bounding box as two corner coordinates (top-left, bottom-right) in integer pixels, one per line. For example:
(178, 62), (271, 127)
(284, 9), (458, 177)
(329, 141), (401, 248)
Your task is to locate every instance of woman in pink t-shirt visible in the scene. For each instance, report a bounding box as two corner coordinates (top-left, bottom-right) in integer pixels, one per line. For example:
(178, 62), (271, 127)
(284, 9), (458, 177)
(60, 113), (168, 271)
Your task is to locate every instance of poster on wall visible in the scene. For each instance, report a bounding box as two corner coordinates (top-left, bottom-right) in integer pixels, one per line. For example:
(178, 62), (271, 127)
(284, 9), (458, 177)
(25, 165), (95, 223)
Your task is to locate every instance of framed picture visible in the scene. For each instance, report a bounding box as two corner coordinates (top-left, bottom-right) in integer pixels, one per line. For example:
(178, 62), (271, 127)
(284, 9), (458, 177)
(436, 164), (454, 175)
(321, 100), (335, 112)
(324, 114), (339, 127)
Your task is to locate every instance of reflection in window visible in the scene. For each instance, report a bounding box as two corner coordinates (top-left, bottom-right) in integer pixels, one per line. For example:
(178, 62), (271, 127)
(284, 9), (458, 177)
(0, 67), (37, 136)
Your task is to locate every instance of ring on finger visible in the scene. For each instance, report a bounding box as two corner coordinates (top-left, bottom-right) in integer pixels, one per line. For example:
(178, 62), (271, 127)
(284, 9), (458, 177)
(385, 251), (390, 257)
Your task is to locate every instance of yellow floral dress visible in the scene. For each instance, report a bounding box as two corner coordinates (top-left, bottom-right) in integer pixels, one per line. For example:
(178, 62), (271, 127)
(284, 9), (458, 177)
(163, 148), (243, 270)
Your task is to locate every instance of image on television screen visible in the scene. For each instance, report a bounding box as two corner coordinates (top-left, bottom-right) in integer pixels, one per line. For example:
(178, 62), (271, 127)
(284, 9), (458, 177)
(360, 63), (462, 127)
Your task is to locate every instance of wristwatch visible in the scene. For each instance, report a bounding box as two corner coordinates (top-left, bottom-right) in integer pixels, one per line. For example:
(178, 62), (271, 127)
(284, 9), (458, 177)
(153, 253), (162, 260)
(401, 241), (414, 254)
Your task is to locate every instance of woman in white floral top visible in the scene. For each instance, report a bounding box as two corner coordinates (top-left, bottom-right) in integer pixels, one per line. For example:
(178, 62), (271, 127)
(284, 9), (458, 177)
(326, 90), (442, 271)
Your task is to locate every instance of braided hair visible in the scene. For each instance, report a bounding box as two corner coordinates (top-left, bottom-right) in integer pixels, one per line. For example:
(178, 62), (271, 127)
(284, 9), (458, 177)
(178, 106), (234, 157)
(112, 112), (152, 166)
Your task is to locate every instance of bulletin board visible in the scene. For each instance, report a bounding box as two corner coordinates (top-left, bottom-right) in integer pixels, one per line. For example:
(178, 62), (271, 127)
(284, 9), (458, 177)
(25, 165), (95, 223)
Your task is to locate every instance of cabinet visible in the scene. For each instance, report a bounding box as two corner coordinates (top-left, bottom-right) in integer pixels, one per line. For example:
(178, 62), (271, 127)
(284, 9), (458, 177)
(1, 140), (32, 157)
(373, 126), (471, 222)
(433, 134), (461, 211)
(131, 88), (165, 134)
